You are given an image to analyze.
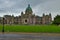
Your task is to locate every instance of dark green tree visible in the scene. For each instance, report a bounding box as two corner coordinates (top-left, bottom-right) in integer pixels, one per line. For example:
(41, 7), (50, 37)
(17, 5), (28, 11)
(53, 15), (60, 25)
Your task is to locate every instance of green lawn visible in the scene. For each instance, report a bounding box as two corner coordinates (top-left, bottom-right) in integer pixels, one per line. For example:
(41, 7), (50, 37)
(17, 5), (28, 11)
(0, 24), (60, 33)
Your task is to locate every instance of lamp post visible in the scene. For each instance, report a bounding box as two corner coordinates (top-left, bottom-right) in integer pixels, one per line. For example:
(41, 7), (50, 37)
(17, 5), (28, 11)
(2, 17), (4, 33)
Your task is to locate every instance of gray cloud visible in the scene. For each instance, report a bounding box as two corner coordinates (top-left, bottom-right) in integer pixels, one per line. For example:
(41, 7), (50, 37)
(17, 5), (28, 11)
(0, 0), (60, 19)
(0, 0), (49, 13)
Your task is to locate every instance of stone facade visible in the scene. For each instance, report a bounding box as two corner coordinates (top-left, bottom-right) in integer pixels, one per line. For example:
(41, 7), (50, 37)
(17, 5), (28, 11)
(0, 4), (52, 25)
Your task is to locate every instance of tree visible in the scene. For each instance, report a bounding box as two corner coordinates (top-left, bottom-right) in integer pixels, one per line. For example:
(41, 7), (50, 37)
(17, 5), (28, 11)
(53, 15), (60, 25)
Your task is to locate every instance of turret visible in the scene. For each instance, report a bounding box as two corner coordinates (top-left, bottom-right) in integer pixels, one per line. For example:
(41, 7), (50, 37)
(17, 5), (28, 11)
(49, 13), (51, 17)
(43, 13), (45, 17)
(21, 12), (23, 16)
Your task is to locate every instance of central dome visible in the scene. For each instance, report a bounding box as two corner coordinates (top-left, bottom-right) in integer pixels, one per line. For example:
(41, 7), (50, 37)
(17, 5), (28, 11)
(25, 4), (33, 14)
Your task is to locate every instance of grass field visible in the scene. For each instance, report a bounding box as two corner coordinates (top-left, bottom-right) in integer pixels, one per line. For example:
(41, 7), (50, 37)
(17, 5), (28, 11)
(0, 24), (60, 33)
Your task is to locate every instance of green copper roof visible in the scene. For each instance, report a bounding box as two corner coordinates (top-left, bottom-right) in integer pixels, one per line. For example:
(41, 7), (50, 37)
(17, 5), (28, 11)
(25, 4), (32, 12)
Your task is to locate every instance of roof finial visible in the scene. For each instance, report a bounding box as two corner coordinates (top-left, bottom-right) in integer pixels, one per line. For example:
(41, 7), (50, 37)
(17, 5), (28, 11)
(28, 4), (30, 7)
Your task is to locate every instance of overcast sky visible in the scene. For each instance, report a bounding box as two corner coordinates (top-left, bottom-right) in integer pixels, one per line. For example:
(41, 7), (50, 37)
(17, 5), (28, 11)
(0, 0), (60, 19)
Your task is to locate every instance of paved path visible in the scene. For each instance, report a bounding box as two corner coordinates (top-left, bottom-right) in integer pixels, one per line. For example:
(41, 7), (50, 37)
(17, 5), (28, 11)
(0, 33), (60, 40)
